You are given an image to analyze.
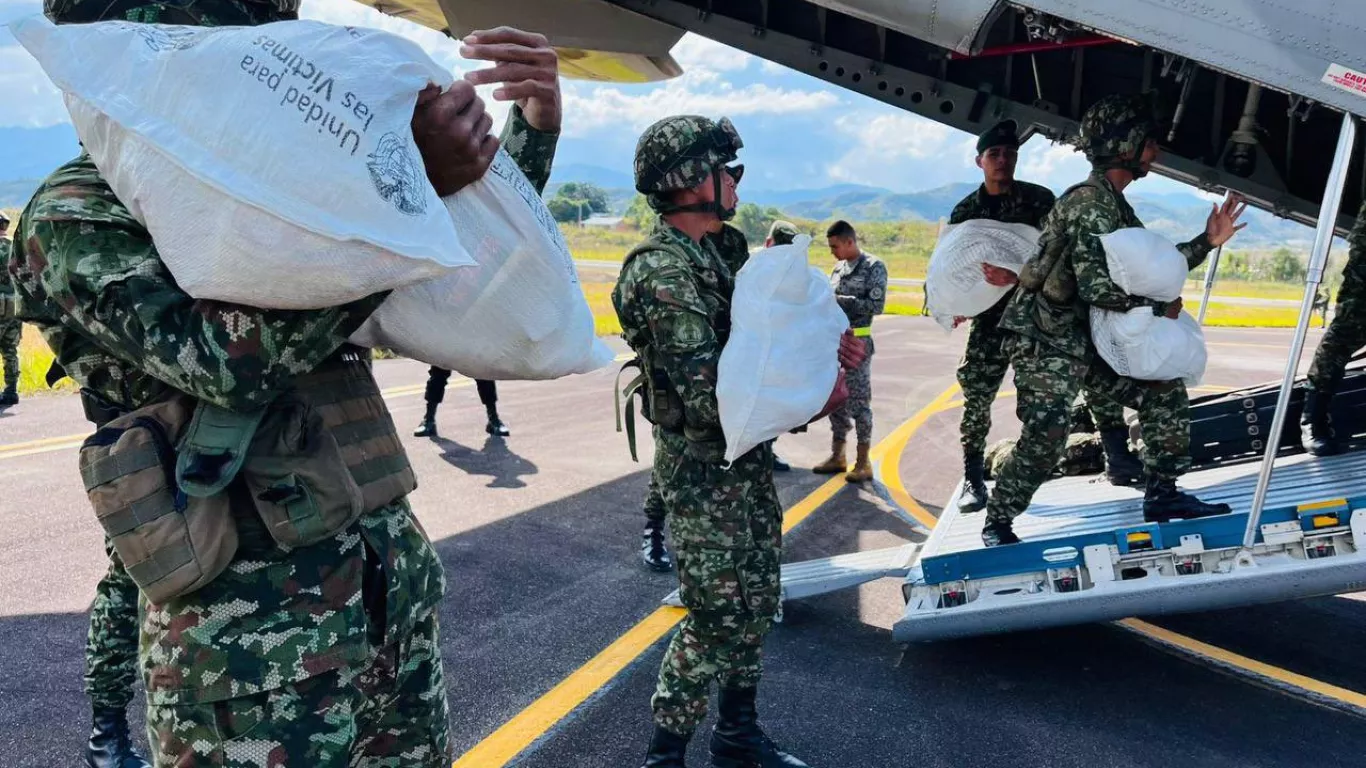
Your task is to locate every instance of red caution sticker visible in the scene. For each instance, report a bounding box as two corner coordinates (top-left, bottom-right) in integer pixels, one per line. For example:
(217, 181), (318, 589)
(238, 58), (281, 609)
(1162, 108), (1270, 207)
(1323, 64), (1366, 99)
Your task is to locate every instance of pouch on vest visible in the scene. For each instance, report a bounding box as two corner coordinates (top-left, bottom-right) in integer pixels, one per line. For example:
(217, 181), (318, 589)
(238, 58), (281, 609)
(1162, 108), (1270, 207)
(79, 394), (238, 604)
(615, 352), (684, 461)
(241, 393), (366, 549)
(0, 294), (15, 319)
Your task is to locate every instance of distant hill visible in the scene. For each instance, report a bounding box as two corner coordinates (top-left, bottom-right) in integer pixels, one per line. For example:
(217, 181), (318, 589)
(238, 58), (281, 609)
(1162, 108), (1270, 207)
(547, 164), (634, 190)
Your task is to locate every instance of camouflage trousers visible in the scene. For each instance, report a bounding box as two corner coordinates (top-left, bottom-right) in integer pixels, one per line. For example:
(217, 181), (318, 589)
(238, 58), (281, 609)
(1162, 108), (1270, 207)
(85, 545), (141, 711)
(985, 335), (1190, 524)
(146, 610), (451, 768)
(650, 427), (781, 735)
(0, 317), (19, 390)
(829, 339), (873, 445)
(643, 468), (667, 526)
(958, 314), (1125, 455)
(985, 434), (1105, 480)
(1309, 261), (1366, 394)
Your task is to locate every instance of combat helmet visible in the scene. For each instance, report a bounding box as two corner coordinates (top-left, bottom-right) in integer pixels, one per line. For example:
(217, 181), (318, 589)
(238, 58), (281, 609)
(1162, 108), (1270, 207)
(1077, 92), (1163, 178)
(634, 115), (744, 220)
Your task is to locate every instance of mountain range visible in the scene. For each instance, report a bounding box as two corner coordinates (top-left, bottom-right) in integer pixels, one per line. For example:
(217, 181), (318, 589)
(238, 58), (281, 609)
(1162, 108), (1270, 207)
(0, 128), (1319, 250)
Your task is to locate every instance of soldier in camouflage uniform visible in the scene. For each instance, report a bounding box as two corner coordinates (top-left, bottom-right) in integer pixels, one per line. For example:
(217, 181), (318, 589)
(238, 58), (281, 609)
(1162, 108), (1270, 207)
(615, 115), (860, 768)
(639, 223), (754, 573)
(949, 121), (1142, 513)
(1303, 201), (1366, 455)
(981, 93), (1247, 547)
(11, 2), (563, 764)
(0, 212), (18, 408)
(985, 433), (1105, 480)
(813, 219), (888, 483)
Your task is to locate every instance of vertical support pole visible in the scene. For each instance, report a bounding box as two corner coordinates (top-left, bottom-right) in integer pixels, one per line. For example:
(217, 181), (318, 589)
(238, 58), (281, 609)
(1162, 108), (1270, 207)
(1242, 113), (1357, 550)
(1196, 245), (1222, 325)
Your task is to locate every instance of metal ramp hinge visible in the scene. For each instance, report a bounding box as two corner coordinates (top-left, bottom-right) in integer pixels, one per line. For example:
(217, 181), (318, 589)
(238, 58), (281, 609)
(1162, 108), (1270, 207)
(661, 544), (920, 609)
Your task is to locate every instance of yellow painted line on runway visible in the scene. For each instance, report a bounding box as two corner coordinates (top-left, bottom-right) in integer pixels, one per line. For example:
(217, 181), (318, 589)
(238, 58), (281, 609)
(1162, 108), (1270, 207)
(873, 383), (960, 529)
(1117, 619), (1366, 712)
(451, 391), (949, 768)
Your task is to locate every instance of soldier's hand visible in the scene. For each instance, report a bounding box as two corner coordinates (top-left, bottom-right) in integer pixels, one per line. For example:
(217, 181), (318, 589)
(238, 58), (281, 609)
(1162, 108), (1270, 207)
(1163, 297), (1184, 319)
(463, 27), (562, 133)
(837, 329), (866, 369)
(412, 82), (498, 197)
(982, 264), (1019, 287)
(812, 368), (849, 422)
(1205, 193), (1249, 247)
(953, 316), (968, 329)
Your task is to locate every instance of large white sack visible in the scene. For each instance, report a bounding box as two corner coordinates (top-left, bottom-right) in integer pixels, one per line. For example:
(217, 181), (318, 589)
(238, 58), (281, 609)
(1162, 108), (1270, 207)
(1100, 227), (1189, 301)
(1090, 307), (1207, 385)
(350, 148), (615, 381)
(12, 16), (473, 309)
(925, 220), (1040, 330)
(718, 235), (849, 464)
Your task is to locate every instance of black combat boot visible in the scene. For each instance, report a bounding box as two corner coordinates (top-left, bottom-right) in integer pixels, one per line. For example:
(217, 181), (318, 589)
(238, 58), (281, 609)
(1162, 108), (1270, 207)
(642, 725), (692, 768)
(413, 402), (439, 438)
(485, 404), (510, 437)
(980, 518), (1020, 548)
(0, 384), (17, 408)
(85, 707), (151, 768)
(710, 687), (809, 768)
(958, 453), (988, 512)
(1143, 475), (1231, 523)
(1301, 388), (1340, 457)
(642, 519), (673, 572)
(1100, 428), (1144, 486)
(771, 453), (791, 472)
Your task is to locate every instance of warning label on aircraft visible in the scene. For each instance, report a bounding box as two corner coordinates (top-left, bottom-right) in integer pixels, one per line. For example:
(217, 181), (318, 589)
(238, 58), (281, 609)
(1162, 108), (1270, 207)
(1323, 64), (1366, 99)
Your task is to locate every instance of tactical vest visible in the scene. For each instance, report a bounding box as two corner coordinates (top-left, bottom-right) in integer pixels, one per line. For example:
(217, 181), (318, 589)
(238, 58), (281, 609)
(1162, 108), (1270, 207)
(78, 345), (415, 603)
(1015, 177), (1108, 305)
(614, 238), (730, 463)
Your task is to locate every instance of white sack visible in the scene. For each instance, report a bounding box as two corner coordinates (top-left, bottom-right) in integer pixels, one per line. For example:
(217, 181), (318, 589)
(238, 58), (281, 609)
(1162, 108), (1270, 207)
(12, 16), (473, 309)
(1090, 307), (1207, 385)
(350, 148), (615, 380)
(1099, 227), (1189, 301)
(718, 235), (849, 464)
(925, 220), (1041, 330)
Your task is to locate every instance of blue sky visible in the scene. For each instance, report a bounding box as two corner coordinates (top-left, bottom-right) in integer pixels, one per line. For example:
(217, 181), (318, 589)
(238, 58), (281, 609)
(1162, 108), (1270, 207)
(0, 0), (1203, 197)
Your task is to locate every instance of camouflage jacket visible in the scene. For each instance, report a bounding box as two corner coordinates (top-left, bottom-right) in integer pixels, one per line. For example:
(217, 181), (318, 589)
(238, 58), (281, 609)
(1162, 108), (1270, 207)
(0, 236), (11, 296)
(709, 223), (751, 276)
(948, 181), (1055, 321)
(998, 171), (1213, 359)
(1339, 200), (1366, 291)
(830, 252), (888, 331)
(7, 106), (557, 705)
(613, 218), (734, 455)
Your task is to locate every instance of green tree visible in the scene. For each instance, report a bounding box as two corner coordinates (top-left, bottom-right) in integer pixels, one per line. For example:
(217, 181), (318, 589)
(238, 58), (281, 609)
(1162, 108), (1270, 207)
(548, 182), (610, 223)
(732, 203), (789, 244)
(1265, 247), (1306, 283)
(624, 194), (654, 231)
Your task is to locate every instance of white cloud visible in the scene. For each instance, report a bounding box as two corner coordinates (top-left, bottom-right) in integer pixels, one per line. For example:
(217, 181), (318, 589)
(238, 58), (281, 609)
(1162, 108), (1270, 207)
(1015, 137), (1089, 188)
(826, 113), (962, 188)
(561, 78), (838, 138)
(670, 33), (751, 73)
(0, 43), (65, 127)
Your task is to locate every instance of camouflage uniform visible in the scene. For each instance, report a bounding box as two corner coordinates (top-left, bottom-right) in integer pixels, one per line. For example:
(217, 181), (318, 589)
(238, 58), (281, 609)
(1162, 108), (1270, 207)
(84, 548), (142, 713)
(641, 224), (750, 529)
(985, 93), (1219, 537)
(1308, 201), (1366, 394)
(10, 1), (560, 762)
(985, 433), (1105, 479)
(767, 220), (799, 246)
(827, 253), (888, 444)
(0, 232), (19, 399)
(948, 180), (1056, 456)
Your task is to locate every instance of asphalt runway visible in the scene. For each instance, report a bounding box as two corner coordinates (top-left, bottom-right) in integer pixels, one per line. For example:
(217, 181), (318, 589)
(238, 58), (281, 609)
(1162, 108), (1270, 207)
(1, 317), (1363, 767)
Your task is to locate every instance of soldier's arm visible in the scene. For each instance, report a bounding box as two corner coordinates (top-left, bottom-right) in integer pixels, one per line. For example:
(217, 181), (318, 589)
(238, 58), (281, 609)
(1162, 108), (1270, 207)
(500, 104), (559, 194)
(1176, 232), (1215, 270)
(846, 261), (888, 316)
(636, 264), (723, 437)
(947, 197), (974, 225)
(1072, 192), (1162, 312)
(15, 183), (383, 412)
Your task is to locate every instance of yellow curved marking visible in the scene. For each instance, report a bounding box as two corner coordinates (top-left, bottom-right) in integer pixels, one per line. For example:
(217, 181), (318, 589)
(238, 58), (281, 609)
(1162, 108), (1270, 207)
(872, 383), (960, 529)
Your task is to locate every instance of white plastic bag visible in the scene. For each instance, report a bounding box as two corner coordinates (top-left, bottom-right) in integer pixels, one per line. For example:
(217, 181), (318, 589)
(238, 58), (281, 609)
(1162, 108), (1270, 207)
(12, 15), (473, 309)
(718, 235), (849, 463)
(1090, 307), (1207, 385)
(1099, 227), (1189, 301)
(349, 148), (616, 381)
(925, 220), (1040, 330)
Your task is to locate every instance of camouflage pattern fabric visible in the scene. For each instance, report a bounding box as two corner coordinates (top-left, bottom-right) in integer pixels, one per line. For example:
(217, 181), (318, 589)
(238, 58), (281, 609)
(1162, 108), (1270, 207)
(948, 180), (1055, 455)
(1309, 200), (1366, 395)
(649, 428), (779, 734)
(766, 220), (799, 246)
(46, 0), (297, 25)
(634, 115), (741, 198)
(642, 469), (667, 525)
(85, 545), (141, 711)
(614, 207), (781, 734)
(0, 318), (17, 391)
(1083, 390), (1126, 431)
(1076, 92), (1162, 172)
(8, 42), (557, 754)
(985, 432), (1105, 480)
(828, 252), (887, 444)
(146, 611), (451, 768)
(998, 171), (1213, 360)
